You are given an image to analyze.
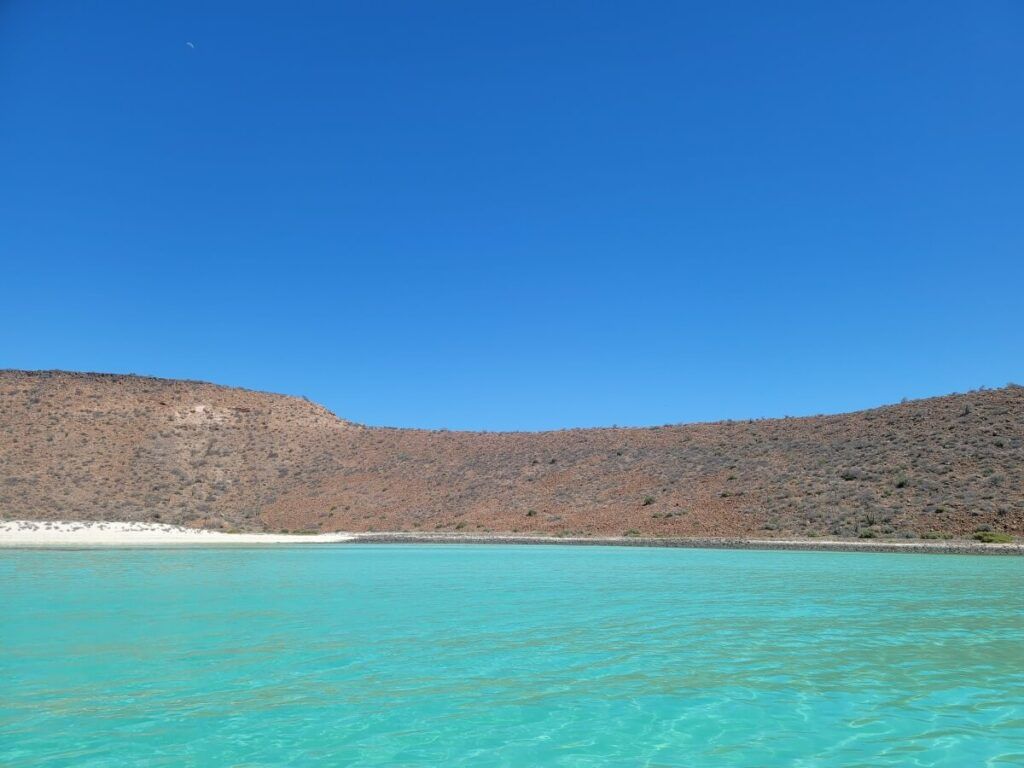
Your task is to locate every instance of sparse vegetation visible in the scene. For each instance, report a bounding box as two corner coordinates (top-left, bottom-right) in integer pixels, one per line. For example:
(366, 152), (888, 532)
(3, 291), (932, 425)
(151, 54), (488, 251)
(973, 531), (1013, 543)
(652, 510), (686, 519)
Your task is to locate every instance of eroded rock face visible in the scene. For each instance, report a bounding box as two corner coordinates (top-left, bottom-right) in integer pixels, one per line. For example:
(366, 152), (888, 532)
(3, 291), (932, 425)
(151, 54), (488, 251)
(1, 369), (1022, 539)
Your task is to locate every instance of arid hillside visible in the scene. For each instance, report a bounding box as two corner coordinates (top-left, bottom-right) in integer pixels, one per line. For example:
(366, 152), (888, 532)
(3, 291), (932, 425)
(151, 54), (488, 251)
(1, 370), (1021, 539)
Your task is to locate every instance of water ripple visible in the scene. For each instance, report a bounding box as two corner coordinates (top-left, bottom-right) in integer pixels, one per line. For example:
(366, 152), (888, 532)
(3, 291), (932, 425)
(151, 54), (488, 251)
(1, 546), (1022, 766)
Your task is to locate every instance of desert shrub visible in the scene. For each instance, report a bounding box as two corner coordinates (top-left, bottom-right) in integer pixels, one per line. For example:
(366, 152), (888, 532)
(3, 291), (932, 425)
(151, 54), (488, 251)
(973, 531), (1012, 543)
(642, 496), (655, 506)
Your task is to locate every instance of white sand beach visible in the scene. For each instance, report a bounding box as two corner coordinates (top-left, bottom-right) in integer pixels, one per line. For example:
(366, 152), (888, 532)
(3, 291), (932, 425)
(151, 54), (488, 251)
(0, 520), (355, 547)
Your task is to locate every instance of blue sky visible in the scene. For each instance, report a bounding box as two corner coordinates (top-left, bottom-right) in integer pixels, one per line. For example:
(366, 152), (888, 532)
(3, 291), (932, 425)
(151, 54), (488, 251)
(2, 1), (1022, 430)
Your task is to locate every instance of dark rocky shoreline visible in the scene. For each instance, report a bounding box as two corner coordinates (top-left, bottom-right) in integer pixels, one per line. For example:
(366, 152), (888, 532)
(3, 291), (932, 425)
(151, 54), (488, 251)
(353, 533), (1024, 556)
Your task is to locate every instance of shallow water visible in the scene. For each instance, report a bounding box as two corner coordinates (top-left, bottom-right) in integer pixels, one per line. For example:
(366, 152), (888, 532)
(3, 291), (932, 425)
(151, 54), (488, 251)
(1, 545), (1022, 767)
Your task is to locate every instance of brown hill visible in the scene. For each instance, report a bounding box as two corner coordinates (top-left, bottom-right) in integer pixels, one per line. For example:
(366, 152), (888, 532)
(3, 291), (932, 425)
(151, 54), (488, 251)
(1, 370), (1021, 539)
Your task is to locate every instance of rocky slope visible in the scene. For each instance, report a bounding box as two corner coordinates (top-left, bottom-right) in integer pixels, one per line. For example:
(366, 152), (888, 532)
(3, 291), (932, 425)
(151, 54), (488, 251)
(1, 370), (1021, 539)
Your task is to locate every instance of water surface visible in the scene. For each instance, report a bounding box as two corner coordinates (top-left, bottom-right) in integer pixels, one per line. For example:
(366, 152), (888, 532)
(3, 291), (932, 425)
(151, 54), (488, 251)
(2, 545), (1022, 766)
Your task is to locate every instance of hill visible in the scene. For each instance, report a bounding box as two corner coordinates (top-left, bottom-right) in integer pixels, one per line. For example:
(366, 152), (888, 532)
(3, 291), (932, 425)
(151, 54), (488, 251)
(1, 370), (1021, 539)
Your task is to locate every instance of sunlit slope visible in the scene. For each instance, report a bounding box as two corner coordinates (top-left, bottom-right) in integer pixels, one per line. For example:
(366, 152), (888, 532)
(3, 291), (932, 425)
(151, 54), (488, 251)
(2, 370), (1021, 538)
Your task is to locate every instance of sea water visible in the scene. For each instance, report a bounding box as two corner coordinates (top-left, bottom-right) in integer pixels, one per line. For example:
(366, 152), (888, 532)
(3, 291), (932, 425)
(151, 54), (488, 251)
(1, 545), (1021, 767)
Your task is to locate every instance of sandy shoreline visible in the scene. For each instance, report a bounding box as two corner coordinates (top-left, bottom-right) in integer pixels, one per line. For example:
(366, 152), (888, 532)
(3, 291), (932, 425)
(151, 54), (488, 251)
(1, 521), (1020, 554)
(0, 521), (355, 547)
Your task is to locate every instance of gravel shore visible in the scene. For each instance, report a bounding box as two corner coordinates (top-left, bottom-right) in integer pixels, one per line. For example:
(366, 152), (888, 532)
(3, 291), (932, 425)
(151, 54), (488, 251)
(353, 532), (1024, 556)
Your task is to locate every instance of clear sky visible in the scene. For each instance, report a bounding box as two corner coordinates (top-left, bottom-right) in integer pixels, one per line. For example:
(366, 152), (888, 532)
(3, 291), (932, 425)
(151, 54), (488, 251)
(2, 2), (1022, 430)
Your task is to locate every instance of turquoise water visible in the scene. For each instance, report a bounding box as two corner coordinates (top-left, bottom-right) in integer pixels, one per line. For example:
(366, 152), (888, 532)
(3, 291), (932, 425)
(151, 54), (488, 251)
(2, 546), (1022, 767)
